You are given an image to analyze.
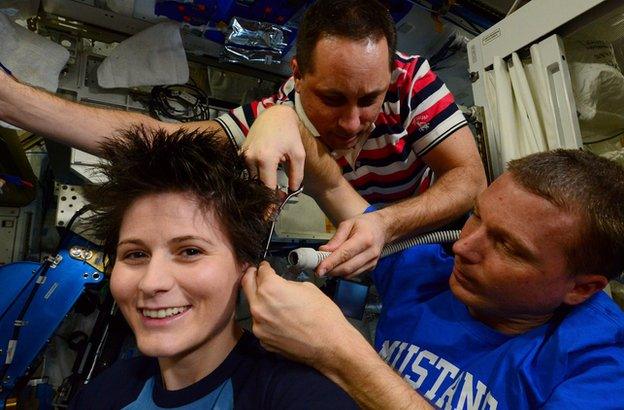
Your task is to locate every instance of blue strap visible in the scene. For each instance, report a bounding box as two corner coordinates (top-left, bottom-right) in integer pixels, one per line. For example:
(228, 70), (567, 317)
(364, 204), (378, 214)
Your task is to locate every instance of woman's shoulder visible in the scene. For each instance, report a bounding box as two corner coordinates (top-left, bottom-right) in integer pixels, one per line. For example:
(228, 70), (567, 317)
(235, 332), (358, 409)
(69, 355), (157, 409)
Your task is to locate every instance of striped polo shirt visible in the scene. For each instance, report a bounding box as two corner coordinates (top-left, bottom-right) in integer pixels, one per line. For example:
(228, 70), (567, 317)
(216, 52), (467, 205)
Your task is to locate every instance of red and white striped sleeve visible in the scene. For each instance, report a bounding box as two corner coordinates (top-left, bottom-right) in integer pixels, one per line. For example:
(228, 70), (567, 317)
(214, 77), (297, 147)
(398, 54), (467, 157)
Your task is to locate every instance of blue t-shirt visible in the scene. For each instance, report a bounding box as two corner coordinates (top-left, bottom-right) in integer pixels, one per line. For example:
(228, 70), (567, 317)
(372, 244), (624, 409)
(70, 331), (357, 409)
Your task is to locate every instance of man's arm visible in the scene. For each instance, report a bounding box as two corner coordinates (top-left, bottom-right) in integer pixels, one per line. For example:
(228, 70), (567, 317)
(0, 69), (229, 154)
(317, 126), (486, 277)
(241, 103), (367, 220)
(319, 323), (432, 410)
(242, 262), (432, 410)
(299, 120), (368, 223)
(0, 69), (308, 193)
(248, 107), (485, 278)
(381, 126), (486, 241)
(301, 128), (382, 276)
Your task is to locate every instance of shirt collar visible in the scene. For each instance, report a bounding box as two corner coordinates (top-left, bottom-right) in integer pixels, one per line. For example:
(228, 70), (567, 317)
(295, 91), (373, 169)
(295, 91), (320, 137)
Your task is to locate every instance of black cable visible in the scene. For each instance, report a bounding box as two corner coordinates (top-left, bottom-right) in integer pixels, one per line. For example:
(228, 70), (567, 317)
(463, 15), (483, 34)
(441, 14), (480, 37)
(583, 129), (624, 145)
(405, 0), (482, 36)
(429, 33), (458, 69)
(0, 204), (89, 325)
(144, 82), (241, 165)
(38, 164), (55, 261)
(148, 83), (211, 122)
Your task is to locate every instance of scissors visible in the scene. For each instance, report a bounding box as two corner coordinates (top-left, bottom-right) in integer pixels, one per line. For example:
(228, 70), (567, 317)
(262, 185), (304, 259)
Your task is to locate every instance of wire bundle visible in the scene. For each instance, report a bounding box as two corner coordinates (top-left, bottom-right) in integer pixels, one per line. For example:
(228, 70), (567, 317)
(148, 83), (211, 122)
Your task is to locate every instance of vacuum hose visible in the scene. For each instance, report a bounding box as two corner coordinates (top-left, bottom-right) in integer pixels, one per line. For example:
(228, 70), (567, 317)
(288, 229), (461, 271)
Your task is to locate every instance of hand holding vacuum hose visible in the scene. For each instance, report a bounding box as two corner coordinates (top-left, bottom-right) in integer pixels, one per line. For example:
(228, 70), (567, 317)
(288, 229), (461, 273)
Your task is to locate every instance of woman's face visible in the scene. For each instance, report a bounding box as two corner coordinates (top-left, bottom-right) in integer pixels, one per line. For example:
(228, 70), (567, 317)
(111, 192), (243, 359)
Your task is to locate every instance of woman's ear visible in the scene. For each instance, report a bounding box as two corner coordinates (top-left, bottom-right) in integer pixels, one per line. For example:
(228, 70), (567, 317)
(240, 261), (251, 275)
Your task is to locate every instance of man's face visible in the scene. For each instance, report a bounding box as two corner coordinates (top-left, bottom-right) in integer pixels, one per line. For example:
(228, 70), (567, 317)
(294, 36), (391, 150)
(450, 173), (582, 320)
(111, 192), (242, 360)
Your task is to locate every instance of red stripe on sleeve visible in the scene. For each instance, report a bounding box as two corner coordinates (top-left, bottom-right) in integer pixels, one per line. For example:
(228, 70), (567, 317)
(418, 174), (431, 194)
(250, 100), (260, 118)
(335, 157), (349, 168)
(411, 69), (437, 95)
(260, 96), (277, 110)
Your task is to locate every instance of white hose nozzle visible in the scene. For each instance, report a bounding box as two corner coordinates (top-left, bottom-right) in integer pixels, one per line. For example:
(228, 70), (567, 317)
(287, 248), (331, 271)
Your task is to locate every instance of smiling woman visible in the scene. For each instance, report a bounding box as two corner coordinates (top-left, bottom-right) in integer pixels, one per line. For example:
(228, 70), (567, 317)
(112, 192), (244, 385)
(69, 127), (357, 409)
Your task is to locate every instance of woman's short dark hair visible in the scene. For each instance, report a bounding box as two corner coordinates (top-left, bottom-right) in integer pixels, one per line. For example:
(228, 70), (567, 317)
(295, 0), (397, 75)
(84, 127), (278, 267)
(508, 149), (624, 280)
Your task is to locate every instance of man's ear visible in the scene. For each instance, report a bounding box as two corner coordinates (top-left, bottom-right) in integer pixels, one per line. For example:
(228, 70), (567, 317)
(563, 274), (609, 305)
(291, 58), (302, 92)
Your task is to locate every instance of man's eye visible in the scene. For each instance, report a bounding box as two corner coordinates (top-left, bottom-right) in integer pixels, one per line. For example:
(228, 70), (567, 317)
(321, 96), (344, 106)
(497, 241), (520, 257)
(358, 97), (377, 107)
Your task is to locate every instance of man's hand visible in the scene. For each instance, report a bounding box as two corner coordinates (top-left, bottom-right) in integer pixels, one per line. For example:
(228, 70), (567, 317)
(241, 105), (306, 191)
(316, 211), (388, 278)
(241, 261), (350, 366)
(299, 127), (381, 278)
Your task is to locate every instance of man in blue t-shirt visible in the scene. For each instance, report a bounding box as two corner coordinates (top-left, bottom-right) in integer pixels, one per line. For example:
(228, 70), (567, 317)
(244, 149), (624, 409)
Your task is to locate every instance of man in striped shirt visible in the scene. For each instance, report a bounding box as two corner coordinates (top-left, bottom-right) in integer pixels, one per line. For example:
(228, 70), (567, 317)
(0, 0), (484, 277)
(218, 0), (486, 277)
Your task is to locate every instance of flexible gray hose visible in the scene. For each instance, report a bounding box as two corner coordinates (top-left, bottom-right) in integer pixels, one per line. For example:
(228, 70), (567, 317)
(288, 230), (461, 271)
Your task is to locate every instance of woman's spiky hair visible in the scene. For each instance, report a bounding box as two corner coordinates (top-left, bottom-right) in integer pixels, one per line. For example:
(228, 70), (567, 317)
(83, 126), (278, 267)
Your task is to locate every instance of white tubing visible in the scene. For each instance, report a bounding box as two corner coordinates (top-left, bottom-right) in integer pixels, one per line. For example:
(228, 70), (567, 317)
(288, 230), (461, 271)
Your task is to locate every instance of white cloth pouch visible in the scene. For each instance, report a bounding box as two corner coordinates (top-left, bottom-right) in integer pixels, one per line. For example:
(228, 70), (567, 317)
(0, 13), (70, 129)
(97, 21), (189, 88)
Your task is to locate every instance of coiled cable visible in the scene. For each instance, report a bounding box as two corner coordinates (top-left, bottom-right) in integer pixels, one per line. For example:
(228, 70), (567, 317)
(148, 83), (210, 122)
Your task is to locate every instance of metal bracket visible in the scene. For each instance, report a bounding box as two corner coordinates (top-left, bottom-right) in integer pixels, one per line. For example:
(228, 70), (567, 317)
(69, 246), (106, 273)
(45, 254), (63, 268)
(69, 246), (93, 261)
